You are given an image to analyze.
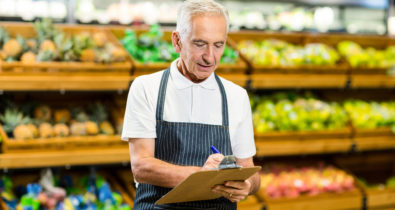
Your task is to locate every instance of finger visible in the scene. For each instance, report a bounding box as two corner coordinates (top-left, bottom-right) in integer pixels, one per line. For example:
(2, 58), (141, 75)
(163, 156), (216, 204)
(213, 185), (249, 199)
(212, 188), (245, 202)
(224, 180), (250, 190)
(209, 153), (224, 162)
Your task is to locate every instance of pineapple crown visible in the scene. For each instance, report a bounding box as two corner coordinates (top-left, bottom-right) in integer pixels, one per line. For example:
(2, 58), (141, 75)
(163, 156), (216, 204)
(89, 102), (109, 123)
(0, 108), (31, 133)
(0, 26), (10, 48)
(34, 18), (61, 43)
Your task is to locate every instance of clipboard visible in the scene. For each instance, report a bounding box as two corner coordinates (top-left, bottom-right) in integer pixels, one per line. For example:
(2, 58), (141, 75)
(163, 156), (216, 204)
(155, 166), (261, 205)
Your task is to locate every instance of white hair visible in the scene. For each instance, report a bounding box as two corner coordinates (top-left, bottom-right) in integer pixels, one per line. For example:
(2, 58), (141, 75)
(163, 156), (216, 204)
(176, 0), (229, 41)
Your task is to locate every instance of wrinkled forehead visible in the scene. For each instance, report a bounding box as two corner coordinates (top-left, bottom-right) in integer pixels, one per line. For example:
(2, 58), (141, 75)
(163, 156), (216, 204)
(187, 14), (227, 42)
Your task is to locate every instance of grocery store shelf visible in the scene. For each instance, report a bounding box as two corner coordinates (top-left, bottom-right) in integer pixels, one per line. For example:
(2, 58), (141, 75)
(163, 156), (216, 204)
(249, 74), (348, 89)
(255, 138), (353, 156)
(0, 74), (132, 91)
(0, 147), (130, 169)
(354, 136), (395, 151)
(217, 73), (249, 87)
(351, 75), (395, 88)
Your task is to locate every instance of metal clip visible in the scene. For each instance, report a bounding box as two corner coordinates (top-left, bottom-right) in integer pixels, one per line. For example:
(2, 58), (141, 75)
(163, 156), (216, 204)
(218, 155), (241, 169)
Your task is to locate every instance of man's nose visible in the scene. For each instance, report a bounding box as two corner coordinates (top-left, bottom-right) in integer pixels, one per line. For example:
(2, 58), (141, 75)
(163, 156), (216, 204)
(202, 46), (215, 64)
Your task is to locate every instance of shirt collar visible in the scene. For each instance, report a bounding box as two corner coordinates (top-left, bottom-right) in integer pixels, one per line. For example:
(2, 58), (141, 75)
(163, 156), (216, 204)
(170, 58), (217, 90)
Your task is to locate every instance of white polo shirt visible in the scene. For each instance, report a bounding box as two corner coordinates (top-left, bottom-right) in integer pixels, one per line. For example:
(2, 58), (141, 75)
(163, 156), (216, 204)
(122, 59), (256, 159)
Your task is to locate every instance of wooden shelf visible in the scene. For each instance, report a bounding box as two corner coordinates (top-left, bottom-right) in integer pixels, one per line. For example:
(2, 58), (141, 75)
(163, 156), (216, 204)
(249, 74), (348, 89)
(351, 75), (395, 88)
(255, 138), (353, 156)
(354, 136), (395, 151)
(0, 147), (130, 169)
(0, 74), (132, 91)
(217, 73), (249, 87)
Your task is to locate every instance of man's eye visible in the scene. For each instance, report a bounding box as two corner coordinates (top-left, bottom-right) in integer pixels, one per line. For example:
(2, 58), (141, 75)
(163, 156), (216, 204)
(215, 44), (224, 48)
(195, 43), (205, 47)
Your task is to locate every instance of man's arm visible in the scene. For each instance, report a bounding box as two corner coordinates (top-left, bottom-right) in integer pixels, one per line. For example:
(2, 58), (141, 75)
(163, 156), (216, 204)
(129, 138), (224, 188)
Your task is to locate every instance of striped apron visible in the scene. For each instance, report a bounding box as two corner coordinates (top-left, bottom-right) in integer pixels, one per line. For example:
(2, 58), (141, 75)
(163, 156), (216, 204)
(133, 68), (236, 210)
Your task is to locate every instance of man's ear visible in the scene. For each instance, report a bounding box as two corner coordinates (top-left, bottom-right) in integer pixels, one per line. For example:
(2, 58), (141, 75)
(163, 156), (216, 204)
(172, 31), (182, 53)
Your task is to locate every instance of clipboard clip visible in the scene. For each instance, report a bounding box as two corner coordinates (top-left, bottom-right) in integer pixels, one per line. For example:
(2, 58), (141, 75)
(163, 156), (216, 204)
(218, 155), (241, 169)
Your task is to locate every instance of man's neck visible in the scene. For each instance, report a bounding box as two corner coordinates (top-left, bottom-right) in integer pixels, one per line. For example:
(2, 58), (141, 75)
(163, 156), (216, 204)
(176, 59), (207, 83)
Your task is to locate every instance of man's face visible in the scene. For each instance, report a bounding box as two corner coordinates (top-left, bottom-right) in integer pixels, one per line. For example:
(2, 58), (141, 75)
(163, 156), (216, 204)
(175, 14), (227, 82)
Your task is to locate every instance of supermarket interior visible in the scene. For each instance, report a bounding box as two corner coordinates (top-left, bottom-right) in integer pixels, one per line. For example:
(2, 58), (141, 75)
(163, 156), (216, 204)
(0, 0), (394, 209)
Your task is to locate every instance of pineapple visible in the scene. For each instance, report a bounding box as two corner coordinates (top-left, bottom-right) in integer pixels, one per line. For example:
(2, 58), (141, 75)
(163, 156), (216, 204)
(99, 121), (114, 135)
(26, 39), (38, 52)
(80, 49), (96, 62)
(34, 105), (52, 122)
(109, 46), (126, 62)
(26, 123), (39, 138)
(70, 122), (86, 136)
(73, 110), (90, 123)
(93, 32), (107, 48)
(0, 108), (31, 136)
(54, 109), (71, 123)
(89, 102), (108, 123)
(13, 124), (33, 140)
(21, 52), (36, 63)
(85, 121), (99, 135)
(39, 122), (53, 138)
(40, 40), (56, 53)
(3, 39), (22, 58)
(53, 123), (70, 137)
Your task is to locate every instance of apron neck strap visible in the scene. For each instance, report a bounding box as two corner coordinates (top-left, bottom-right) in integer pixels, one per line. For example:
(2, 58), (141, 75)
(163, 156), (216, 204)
(155, 67), (229, 127)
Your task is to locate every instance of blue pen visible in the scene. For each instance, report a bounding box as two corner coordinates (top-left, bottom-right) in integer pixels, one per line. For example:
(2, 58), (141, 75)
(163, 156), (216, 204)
(210, 145), (220, 154)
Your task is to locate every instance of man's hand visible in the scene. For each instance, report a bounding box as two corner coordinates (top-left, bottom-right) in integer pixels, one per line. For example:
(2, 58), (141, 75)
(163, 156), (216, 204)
(201, 154), (224, 170)
(212, 180), (251, 202)
(211, 157), (260, 202)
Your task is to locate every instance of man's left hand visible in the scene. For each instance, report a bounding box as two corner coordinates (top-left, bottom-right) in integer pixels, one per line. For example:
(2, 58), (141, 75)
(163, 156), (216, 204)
(211, 180), (251, 202)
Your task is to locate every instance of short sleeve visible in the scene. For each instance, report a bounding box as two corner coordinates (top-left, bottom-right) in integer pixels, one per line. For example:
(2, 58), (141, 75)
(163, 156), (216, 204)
(232, 90), (256, 159)
(121, 77), (157, 140)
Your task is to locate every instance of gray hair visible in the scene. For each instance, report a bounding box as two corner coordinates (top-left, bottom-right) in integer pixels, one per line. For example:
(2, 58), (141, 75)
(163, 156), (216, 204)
(176, 0), (229, 41)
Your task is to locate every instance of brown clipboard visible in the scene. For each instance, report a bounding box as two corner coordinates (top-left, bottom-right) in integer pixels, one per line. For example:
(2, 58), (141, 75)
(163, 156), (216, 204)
(155, 166), (261, 205)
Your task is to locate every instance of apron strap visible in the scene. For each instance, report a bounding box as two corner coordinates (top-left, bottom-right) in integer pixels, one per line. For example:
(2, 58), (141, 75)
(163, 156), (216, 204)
(214, 73), (229, 127)
(155, 67), (229, 127)
(156, 68), (171, 121)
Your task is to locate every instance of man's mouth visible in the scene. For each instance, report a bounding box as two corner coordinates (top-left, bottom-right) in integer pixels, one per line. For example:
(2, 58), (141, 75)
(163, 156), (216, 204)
(197, 63), (213, 69)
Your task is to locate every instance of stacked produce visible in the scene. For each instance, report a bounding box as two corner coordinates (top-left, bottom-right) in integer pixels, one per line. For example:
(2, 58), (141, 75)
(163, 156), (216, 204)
(251, 93), (348, 133)
(344, 100), (395, 130)
(120, 24), (239, 64)
(338, 41), (395, 68)
(1, 170), (131, 210)
(259, 163), (355, 199)
(359, 176), (395, 189)
(237, 39), (340, 67)
(0, 102), (120, 140)
(0, 19), (126, 63)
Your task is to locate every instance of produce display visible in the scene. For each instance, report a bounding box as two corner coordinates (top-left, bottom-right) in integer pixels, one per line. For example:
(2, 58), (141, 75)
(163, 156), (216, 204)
(0, 169), (131, 210)
(0, 19), (127, 63)
(251, 93), (348, 133)
(359, 176), (395, 189)
(237, 39), (340, 67)
(343, 100), (395, 130)
(259, 163), (355, 199)
(0, 102), (120, 140)
(338, 41), (395, 68)
(120, 24), (239, 64)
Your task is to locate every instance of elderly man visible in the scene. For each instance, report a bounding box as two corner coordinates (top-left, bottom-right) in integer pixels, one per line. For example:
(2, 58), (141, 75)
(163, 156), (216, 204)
(122, 0), (260, 209)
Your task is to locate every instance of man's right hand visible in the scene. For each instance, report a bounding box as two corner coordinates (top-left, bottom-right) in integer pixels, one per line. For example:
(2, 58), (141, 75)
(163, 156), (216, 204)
(201, 154), (224, 170)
